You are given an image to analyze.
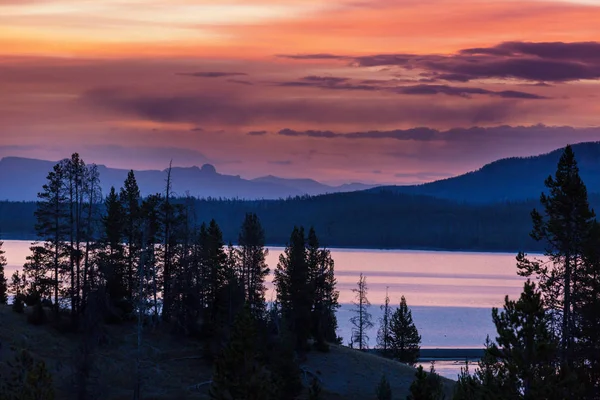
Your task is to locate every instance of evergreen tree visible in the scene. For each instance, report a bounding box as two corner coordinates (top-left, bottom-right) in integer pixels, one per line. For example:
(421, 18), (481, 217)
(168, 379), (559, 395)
(0, 348), (55, 400)
(452, 363), (481, 400)
(120, 170), (141, 303)
(161, 162), (175, 322)
(491, 280), (569, 399)
(202, 219), (228, 326)
(349, 273), (373, 350)
(22, 245), (54, 304)
(140, 193), (163, 320)
(578, 220), (600, 397)
(407, 363), (444, 400)
(518, 145), (595, 366)
(376, 374), (392, 400)
(99, 187), (128, 315)
(389, 295), (421, 366)
(308, 377), (323, 400)
(34, 162), (69, 317)
(274, 226), (312, 352)
(238, 213), (269, 319)
(308, 228), (340, 347)
(209, 309), (273, 400)
(0, 240), (7, 304)
(377, 287), (393, 357)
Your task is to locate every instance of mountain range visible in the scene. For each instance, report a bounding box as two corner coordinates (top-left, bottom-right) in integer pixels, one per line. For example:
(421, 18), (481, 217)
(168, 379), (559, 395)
(0, 157), (376, 201)
(2, 141), (600, 203)
(371, 141), (600, 203)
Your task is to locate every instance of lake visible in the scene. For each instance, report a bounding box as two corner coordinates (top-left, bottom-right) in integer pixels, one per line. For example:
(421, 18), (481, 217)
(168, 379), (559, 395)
(1, 240), (527, 379)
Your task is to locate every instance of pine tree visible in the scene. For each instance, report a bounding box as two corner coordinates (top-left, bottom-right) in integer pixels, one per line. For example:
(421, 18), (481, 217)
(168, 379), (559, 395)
(390, 295), (421, 366)
(0, 348), (55, 400)
(0, 240), (7, 304)
(161, 161), (175, 322)
(407, 363), (444, 400)
(349, 273), (373, 350)
(202, 219), (228, 326)
(140, 193), (163, 320)
(274, 226), (312, 352)
(308, 377), (323, 400)
(491, 280), (569, 399)
(377, 287), (393, 357)
(376, 374), (392, 400)
(578, 220), (600, 397)
(34, 162), (69, 316)
(238, 213), (269, 319)
(209, 309), (273, 400)
(308, 227), (339, 348)
(518, 145), (595, 367)
(120, 170), (141, 303)
(99, 187), (128, 315)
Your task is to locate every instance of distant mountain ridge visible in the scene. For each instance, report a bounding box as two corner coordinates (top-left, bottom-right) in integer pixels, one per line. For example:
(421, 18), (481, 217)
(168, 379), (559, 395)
(0, 156), (377, 201)
(371, 141), (600, 203)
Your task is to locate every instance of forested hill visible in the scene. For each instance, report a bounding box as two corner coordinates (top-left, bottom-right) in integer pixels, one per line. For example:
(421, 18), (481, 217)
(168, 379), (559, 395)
(372, 141), (600, 203)
(5, 190), (597, 252)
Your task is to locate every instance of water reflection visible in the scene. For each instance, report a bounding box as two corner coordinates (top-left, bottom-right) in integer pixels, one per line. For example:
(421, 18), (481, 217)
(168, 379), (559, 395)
(3, 241), (527, 350)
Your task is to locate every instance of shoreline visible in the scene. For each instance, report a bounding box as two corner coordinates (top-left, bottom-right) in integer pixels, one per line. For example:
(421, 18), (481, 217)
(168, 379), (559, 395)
(1, 235), (541, 255)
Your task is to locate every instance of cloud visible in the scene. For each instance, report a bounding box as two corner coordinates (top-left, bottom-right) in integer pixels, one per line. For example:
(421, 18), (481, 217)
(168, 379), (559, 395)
(284, 41), (600, 83)
(176, 72), (248, 78)
(394, 85), (546, 99)
(277, 125), (600, 145)
(247, 130), (268, 136)
(277, 53), (346, 60)
(273, 78), (545, 99)
(227, 79), (253, 85)
(394, 171), (454, 180)
(268, 160), (293, 165)
(83, 87), (522, 126)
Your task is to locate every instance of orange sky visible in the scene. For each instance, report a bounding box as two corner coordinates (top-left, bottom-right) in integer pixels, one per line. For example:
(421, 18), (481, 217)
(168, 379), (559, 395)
(1, 0), (600, 184)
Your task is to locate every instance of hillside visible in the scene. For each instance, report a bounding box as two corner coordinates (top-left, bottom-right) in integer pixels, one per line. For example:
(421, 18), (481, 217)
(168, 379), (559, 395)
(0, 305), (454, 399)
(374, 141), (600, 203)
(0, 191), (542, 251)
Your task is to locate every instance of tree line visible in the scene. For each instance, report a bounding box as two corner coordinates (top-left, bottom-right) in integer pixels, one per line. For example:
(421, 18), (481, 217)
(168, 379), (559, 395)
(0, 153), (340, 399)
(9, 188), (600, 253)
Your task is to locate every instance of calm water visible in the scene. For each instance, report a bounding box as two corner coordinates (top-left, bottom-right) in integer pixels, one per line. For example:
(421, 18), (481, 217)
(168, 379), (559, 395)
(2, 240), (527, 379)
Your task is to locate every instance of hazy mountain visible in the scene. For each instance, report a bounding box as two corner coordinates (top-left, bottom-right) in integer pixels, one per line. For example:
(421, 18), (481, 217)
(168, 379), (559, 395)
(371, 141), (600, 203)
(0, 157), (377, 201)
(251, 175), (375, 196)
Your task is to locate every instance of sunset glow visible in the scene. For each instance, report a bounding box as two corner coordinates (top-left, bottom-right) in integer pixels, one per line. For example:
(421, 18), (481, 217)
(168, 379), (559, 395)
(2, 0), (600, 184)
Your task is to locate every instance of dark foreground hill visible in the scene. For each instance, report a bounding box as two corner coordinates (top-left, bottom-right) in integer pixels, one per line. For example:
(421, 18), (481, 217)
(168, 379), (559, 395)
(373, 141), (600, 203)
(0, 305), (454, 399)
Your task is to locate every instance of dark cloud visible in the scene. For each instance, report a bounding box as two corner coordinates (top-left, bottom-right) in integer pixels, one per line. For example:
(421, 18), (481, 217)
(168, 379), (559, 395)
(394, 85), (546, 99)
(176, 72), (248, 78)
(276, 53), (346, 60)
(277, 125), (600, 144)
(301, 75), (350, 84)
(227, 79), (253, 85)
(274, 77), (545, 99)
(394, 171), (454, 180)
(83, 87), (524, 126)
(268, 160), (293, 165)
(284, 41), (600, 83)
(190, 127), (204, 132)
(247, 130), (268, 136)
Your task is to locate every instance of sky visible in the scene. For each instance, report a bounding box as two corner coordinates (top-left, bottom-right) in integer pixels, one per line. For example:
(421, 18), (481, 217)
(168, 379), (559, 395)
(1, 0), (600, 185)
